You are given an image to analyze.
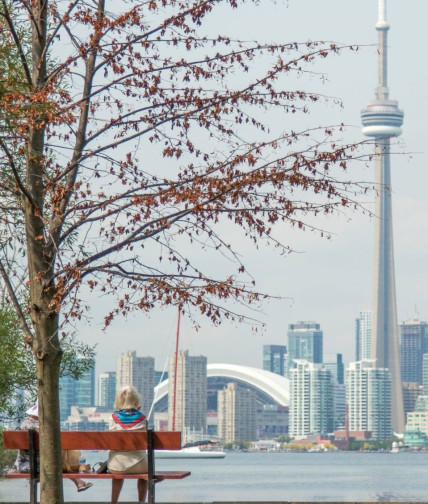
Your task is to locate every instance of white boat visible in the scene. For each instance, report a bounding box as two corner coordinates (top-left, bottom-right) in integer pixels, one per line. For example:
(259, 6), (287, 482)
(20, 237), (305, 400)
(157, 445), (226, 459)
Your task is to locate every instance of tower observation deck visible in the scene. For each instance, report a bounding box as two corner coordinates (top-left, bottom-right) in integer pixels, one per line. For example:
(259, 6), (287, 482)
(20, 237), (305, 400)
(361, 100), (403, 138)
(361, 0), (405, 434)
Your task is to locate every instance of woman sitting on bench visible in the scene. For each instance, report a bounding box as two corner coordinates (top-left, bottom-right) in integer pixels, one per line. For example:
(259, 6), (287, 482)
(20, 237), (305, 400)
(108, 385), (148, 504)
(14, 402), (93, 492)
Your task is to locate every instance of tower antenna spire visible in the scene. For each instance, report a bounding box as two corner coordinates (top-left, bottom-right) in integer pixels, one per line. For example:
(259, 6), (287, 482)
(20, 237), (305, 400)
(378, 0), (387, 25)
(375, 0), (390, 100)
(361, 0), (405, 434)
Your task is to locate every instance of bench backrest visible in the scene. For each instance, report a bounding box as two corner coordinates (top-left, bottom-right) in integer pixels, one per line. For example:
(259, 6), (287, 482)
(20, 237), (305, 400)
(3, 430), (181, 451)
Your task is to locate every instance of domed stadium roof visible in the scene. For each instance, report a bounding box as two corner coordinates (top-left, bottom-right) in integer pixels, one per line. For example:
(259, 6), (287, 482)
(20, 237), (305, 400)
(153, 363), (289, 411)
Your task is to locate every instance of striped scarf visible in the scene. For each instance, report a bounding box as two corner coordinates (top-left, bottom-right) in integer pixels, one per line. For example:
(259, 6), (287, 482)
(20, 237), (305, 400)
(112, 409), (146, 429)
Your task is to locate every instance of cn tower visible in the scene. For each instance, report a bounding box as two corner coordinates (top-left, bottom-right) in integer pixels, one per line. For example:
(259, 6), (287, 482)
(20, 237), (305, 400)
(361, 0), (405, 433)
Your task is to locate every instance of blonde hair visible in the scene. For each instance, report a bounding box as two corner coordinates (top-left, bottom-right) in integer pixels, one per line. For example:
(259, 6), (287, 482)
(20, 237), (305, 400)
(114, 385), (141, 410)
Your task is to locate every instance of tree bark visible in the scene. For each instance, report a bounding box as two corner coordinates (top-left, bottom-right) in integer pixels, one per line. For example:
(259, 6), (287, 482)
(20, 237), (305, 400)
(26, 0), (65, 501)
(33, 312), (63, 503)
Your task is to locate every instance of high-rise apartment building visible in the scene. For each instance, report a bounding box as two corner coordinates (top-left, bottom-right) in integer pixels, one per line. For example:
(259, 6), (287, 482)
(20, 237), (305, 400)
(263, 345), (287, 377)
(423, 355), (428, 395)
(98, 371), (116, 409)
(346, 360), (391, 441)
(287, 322), (323, 373)
(116, 351), (154, 415)
(75, 366), (96, 407)
(415, 395), (428, 412)
(405, 411), (428, 437)
(168, 350), (207, 434)
(402, 382), (423, 422)
(406, 396), (428, 437)
(289, 360), (333, 437)
(59, 359), (95, 422)
(59, 375), (77, 422)
(400, 318), (428, 385)
(333, 384), (346, 430)
(217, 382), (256, 443)
(323, 354), (344, 385)
(355, 307), (372, 361)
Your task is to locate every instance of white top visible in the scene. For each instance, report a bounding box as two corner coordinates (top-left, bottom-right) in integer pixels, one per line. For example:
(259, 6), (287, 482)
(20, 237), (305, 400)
(107, 416), (148, 472)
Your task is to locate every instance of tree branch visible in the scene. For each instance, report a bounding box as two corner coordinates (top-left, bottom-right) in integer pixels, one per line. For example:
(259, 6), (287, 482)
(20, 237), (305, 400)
(0, 0), (33, 85)
(0, 257), (34, 344)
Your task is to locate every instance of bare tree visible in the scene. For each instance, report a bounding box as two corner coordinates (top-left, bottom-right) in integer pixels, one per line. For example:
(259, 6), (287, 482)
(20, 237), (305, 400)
(0, 0), (367, 501)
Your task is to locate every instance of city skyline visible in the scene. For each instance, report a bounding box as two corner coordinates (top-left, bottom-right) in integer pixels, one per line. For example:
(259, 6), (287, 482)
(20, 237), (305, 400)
(72, 0), (428, 378)
(59, 347), (402, 441)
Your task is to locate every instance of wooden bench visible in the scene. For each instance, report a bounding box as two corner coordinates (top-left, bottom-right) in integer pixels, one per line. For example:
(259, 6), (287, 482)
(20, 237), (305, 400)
(3, 429), (191, 504)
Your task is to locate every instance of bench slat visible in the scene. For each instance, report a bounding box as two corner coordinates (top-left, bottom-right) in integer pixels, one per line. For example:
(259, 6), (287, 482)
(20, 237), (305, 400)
(3, 430), (182, 451)
(63, 470), (191, 480)
(5, 470), (191, 480)
(3, 431), (37, 450)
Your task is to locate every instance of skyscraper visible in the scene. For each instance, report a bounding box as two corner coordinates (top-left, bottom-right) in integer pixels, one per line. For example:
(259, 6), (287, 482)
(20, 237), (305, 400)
(346, 360), (392, 441)
(59, 359), (96, 422)
(400, 318), (428, 384)
(59, 375), (75, 422)
(333, 383), (346, 430)
(355, 307), (372, 362)
(323, 354), (344, 385)
(361, 0), (404, 433)
(289, 360), (334, 437)
(98, 371), (116, 409)
(75, 365), (96, 406)
(263, 344), (287, 377)
(217, 382), (256, 443)
(116, 351), (154, 415)
(168, 350), (207, 434)
(402, 382), (423, 423)
(287, 322), (323, 373)
(423, 354), (428, 395)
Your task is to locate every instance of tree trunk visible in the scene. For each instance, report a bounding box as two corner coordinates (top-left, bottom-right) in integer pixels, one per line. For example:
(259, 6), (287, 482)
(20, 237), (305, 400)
(34, 313), (63, 503)
(25, 0), (64, 498)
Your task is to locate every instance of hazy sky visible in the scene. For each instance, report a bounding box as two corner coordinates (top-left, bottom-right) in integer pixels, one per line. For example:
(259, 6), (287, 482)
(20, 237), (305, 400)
(76, 0), (428, 378)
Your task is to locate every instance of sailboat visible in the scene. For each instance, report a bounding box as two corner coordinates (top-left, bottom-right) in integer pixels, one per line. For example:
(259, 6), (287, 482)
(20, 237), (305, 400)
(158, 310), (226, 459)
(157, 439), (226, 459)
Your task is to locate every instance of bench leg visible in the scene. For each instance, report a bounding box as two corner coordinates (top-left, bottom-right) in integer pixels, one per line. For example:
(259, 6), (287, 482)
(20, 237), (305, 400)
(29, 429), (38, 504)
(30, 479), (38, 504)
(147, 477), (154, 504)
(147, 429), (154, 504)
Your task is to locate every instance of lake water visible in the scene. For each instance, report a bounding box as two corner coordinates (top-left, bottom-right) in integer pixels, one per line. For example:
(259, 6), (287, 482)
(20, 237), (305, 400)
(2, 451), (428, 502)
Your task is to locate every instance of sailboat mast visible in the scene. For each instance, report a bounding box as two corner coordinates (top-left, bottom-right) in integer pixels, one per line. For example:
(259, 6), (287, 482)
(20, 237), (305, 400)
(172, 309), (181, 431)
